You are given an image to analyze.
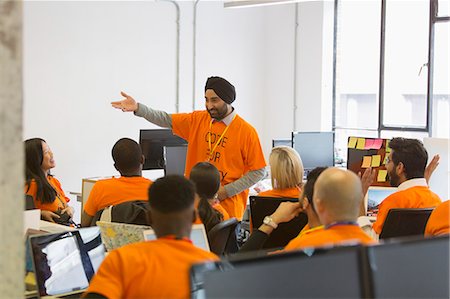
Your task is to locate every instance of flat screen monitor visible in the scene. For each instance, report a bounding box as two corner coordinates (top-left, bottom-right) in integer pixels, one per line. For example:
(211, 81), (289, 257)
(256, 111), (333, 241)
(198, 245), (367, 298)
(292, 131), (334, 171)
(368, 236), (449, 298)
(163, 144), (188, 176)
(139, 129), (187, 170)
(272, 139), (292, 148)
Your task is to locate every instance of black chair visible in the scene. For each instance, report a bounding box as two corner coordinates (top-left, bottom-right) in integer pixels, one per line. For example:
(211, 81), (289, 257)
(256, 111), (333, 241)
(249, 196), (308, 249)
(91, 200), (150, 226)
(379, 208), (434, 240)
(25, 195), (36, 210)
(208, 218), (239, 256)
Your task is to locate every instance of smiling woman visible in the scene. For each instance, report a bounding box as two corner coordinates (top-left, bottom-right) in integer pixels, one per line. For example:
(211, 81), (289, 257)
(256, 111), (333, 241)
(24, 138), (74, 223)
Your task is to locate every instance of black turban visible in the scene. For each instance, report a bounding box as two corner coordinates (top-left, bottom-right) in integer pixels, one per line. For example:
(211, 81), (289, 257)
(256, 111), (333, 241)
(204, 76), (236, 104)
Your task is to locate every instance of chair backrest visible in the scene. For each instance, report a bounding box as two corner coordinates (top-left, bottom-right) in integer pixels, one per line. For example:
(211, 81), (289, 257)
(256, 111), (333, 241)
(379, 208), (434, 239)
(208, 218), (239, 256)
(25, 195), (36, 210)
(91, 200), (150, 226)
(249, 196), (308, 249)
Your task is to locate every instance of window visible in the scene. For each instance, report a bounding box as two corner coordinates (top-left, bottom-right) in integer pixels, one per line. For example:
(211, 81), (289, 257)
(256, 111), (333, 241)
(333, 0), (450, 165)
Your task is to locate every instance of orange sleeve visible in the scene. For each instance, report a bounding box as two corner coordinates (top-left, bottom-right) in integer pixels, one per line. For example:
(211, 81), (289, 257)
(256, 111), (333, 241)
(171, 112), (194, 141)
(242, 125), (266, 172)
(372, 194), (398, 234)
(84, 250), (124, 299)
(83, 182), (102, 216)
(425, 200), (450, 236)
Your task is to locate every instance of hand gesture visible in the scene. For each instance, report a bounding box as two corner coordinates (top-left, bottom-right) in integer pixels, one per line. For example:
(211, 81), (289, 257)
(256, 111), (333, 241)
(61, 206), (75, 218)
(359, 167), (376, 196)
(111, 91), (138, 112)
(425, 154), (440, 184)
(41, 210), (60, 223)
(271, 201), (302, 225)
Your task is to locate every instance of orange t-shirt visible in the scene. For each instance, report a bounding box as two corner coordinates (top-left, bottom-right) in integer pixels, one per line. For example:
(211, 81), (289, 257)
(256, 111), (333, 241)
(258, 187), (300, 199)
(83, 176), (152, 216)
(85, 238), (218, 299)
(372, 186), (442, 234)
(193, 201), (230, 225)
(284, 224), (375, 251)
(25, 176), (70, 212)
(425, 200), (450, 236)
(172, 111), (266, 219)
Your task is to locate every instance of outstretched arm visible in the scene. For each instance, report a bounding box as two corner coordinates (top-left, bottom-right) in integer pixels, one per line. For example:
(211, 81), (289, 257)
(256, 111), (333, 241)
(218, 167), (267, 200)
(111, 91), (172, 128)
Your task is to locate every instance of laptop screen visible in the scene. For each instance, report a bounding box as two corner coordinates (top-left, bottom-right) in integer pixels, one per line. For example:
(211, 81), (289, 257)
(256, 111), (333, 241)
(365, 187), (397, 215)
(29, 227), (105, 297)
(143, 224), (210, 251)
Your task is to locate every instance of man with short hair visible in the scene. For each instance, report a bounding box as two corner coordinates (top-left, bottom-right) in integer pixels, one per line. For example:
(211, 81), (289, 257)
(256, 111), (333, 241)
(284, 168), (375, 250)
(112, 76), (267, 219)
(372, 137), (442, 234)
(84, 175), (219, 299)
(81, 138), (152, 227)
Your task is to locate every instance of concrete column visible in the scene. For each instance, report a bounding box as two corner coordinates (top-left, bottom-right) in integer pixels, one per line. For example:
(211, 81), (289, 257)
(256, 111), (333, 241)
(0, 1), (24, 297)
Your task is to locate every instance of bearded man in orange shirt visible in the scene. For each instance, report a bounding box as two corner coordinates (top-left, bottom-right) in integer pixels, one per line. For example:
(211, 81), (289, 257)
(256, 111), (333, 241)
(112, 76), (267, 220)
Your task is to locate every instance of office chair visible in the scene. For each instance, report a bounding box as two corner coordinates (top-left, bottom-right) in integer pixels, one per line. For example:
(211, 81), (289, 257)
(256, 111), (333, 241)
(249, 196), (308, 249)
(379, 208), (434, 240)
(25, 195), (36, 210)
(91, 200), (150, 226)
(208, 217), (239, 256)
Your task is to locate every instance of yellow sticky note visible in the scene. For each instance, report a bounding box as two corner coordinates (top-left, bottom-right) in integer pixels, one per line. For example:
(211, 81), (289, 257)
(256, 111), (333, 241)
(371, 155), (381, 167)
(348, 137), (357, 148)
(356, 138), (366, 150)
(383, 155), (389, 165)
(377, 170), (387, 182)
(385, 140), (391, 152)
(361, 156), (372, 168)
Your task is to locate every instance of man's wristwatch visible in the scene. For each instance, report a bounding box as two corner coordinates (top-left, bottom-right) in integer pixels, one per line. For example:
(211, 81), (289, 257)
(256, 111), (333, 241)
(263, 216), (278, 229)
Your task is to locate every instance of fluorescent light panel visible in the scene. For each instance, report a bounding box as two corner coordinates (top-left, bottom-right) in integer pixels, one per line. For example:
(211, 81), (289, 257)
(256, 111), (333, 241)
(224, 0), (303, 9)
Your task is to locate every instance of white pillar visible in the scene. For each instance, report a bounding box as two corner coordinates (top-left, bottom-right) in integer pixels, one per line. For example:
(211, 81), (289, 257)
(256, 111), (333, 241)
(0, 1), (24, 297)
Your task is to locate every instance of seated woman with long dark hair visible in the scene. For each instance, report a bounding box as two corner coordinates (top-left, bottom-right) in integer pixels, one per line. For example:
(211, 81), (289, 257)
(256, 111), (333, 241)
(189, 162), (229, 232)
(25, 138), (73, 222)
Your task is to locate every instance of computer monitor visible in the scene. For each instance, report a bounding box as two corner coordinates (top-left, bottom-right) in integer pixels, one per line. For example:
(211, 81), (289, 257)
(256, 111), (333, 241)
(292, 131), (334, 172)
(139, 129), (187, 170)
(163, 144), (188, 176)
(367, 236), (449, 298)
(272, 139), (292, 148)
(196, 245), (368, 298)
(143, 224), (210, 251)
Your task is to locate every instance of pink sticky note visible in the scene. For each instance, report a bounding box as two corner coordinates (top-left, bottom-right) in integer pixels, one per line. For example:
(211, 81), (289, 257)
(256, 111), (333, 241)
(364, 139), (375, 149)
(372, 139), (383, 149)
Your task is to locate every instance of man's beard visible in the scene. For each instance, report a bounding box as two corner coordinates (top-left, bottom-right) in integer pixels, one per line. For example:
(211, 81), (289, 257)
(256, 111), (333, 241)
(388, 170), (400, 187)
(208, 106), (228, 120)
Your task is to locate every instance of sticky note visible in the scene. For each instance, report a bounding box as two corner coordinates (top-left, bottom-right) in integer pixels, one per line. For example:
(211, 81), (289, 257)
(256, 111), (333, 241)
(383, 155), (389, 165)
(371, 155), (381, 167)
(364, 139), (374, 149)
(385, 140), (391, 152)
(356, 138), (366, 150)
(361, 156), (372, 168)
(372, 139), (383, 149)
(348, 137), (357, 148)
(377, 170), (387, 182)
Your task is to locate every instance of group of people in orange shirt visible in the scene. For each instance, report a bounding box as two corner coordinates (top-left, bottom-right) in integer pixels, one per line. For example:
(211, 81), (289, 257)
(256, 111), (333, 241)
(24, 76), (449, 298)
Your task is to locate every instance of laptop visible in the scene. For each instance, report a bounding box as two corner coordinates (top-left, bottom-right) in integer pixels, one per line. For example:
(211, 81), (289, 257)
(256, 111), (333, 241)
(143, 224), (210, 251)
(96, 221), (151, 251)
(29, 227), (105, 298)
(365, 186), (397, 216)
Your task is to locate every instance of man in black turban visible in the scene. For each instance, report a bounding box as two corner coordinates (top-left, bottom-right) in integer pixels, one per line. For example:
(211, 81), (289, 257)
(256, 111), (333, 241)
(204, 76), (236, 120)
(112, 76), (267, 220)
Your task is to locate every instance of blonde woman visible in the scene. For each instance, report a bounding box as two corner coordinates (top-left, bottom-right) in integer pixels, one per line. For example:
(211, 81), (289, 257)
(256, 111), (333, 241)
(258, 146), (304, 198)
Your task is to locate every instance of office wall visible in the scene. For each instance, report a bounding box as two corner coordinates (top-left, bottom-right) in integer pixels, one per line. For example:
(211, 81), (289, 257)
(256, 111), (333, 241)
(23, 1), (332, 197)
